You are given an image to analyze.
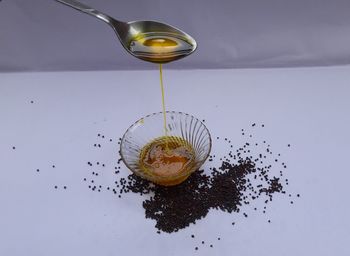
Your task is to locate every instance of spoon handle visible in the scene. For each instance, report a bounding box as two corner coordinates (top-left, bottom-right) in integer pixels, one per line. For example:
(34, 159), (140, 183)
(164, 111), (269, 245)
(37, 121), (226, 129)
(55, 0), (121, 25)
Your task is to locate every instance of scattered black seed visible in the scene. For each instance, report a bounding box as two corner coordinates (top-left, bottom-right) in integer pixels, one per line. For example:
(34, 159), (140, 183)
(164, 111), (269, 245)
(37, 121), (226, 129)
(202, 241), (205, 244)
(12, 146), (16, 150)
(252, 123), (256, 127)
(268, 220), (271, 223)
(195, 247), (198, 250)
(30, 100), (34, 104)
(36, 169), (40, 172)
(288, 144), (290, 147)
(297, 194), (300, 197)
(218, 237), (221, 240)
(118, 153), (287, 233)
(52, 165), (55, 168)
(210, 245), (213, 248)
(54, 186), (58, 189)
(84, 129), (295, 237)
(63, 186), (67, 189)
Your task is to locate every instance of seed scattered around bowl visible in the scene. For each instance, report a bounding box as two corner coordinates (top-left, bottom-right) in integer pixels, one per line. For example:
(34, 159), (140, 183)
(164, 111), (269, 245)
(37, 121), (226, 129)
(78, 124), (299, 245)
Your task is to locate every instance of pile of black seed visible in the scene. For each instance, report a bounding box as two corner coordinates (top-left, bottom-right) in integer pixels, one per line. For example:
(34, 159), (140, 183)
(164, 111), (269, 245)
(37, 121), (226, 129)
(82, 123), (297, 235)
(120, 158), (283, 233)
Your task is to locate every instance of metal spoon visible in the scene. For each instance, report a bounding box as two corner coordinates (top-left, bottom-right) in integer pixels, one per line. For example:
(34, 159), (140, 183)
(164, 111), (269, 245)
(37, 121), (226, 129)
(55, 0), (197, 63)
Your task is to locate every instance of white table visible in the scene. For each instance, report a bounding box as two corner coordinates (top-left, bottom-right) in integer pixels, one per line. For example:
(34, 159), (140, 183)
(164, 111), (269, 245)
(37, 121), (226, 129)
(1, 66), (350, 256)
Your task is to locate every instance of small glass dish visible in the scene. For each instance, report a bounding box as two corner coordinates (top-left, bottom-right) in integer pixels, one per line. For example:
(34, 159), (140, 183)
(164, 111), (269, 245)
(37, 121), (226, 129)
(120, 111), (212, 186)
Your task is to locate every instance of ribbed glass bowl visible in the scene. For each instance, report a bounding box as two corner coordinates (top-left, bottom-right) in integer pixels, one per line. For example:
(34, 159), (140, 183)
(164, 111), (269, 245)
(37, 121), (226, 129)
(120, 111), (212, 186)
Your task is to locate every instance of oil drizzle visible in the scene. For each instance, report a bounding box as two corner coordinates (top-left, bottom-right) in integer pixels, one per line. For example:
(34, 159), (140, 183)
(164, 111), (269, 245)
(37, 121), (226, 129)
(159, 64), (167, 136)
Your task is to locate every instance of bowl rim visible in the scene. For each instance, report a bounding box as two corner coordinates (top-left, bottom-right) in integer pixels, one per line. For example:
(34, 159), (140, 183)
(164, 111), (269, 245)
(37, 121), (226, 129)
(119, 111), (212, 181)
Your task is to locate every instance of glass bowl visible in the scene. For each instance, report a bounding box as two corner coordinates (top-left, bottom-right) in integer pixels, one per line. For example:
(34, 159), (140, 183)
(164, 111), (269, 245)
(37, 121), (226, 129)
(120, 111), (212, 186)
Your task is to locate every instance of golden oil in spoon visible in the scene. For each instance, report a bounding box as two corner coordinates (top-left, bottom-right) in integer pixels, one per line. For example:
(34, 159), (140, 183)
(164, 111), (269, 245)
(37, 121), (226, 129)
(128, 32), (195, 63)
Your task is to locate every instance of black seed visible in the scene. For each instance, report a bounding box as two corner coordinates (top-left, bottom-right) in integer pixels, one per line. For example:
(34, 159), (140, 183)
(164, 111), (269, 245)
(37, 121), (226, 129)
(103, 130), (292, 235)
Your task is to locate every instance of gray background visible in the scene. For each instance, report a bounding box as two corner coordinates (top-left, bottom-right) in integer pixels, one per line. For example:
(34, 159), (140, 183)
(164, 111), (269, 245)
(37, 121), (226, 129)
(1, 0), (350, 71)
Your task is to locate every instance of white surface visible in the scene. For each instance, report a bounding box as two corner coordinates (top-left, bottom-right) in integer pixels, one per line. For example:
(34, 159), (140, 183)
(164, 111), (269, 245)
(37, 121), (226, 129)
(1, 0), (350, 71)
(1, 66), (350, 255)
